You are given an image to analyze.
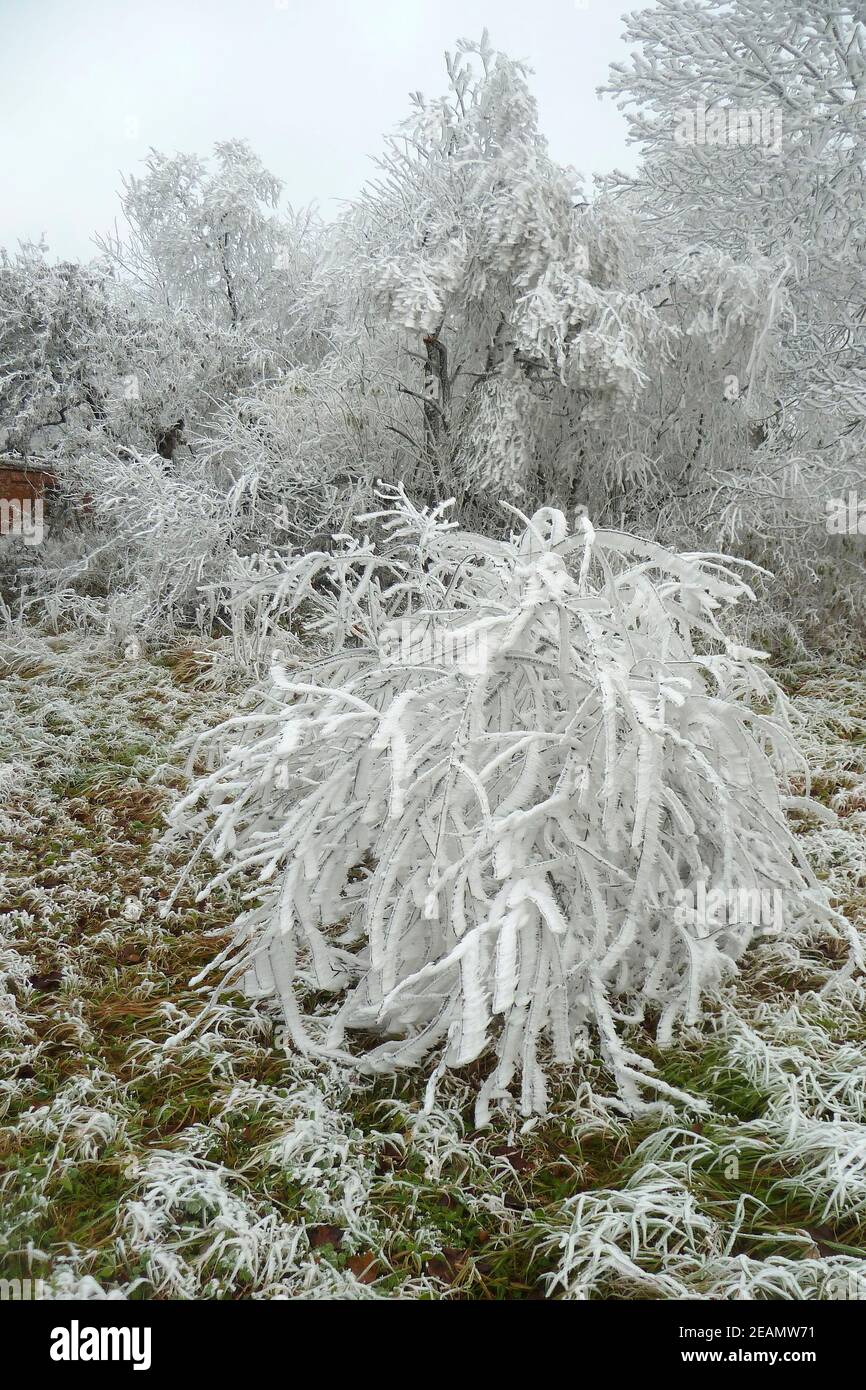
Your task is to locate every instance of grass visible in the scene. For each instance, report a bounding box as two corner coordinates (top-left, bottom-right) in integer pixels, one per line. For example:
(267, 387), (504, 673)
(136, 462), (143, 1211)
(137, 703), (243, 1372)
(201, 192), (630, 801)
(1, 629), (865, 1298)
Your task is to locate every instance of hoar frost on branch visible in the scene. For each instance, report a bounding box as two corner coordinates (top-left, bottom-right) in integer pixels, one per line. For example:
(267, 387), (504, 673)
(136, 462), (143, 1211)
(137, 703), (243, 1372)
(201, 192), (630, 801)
(169, 489), (857, 1122)
(9, 25), (856, 651)
(339, 31), (676, 504)
(600, 0), (866, 547)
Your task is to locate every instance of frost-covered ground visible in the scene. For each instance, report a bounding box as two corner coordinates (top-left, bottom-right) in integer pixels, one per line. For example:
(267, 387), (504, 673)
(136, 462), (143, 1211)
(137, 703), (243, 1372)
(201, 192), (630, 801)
(2, 626), (866, 1300)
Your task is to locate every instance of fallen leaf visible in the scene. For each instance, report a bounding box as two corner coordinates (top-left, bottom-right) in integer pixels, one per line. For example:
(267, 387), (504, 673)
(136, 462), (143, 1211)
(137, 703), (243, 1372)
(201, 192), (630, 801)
(117, 946), (146, 966)
(490, 1144), (531, 1173)
(29, 971), (63, 992)
(425, 1248), (468, 1283)
(308, 1224), (344, 1250)
(346, 1252), (380, 1284)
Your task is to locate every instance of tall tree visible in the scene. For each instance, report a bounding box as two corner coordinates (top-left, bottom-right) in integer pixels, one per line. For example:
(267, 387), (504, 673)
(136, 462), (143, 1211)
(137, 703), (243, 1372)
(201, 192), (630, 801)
(602, 0), (866, 440)
(332, 32), (674, 512)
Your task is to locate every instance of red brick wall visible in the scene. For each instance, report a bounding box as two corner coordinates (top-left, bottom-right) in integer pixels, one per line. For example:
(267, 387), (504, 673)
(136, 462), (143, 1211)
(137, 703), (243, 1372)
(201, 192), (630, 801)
(0, 464), (56, 503)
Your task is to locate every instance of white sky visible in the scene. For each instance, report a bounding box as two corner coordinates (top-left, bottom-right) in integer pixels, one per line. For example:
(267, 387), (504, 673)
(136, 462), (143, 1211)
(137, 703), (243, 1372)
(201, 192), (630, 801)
(0, 0), (645, 262)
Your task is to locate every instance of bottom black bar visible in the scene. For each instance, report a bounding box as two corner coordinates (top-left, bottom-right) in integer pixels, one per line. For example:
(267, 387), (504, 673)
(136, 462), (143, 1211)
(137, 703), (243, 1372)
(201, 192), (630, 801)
(0, 1296), (857, 1375)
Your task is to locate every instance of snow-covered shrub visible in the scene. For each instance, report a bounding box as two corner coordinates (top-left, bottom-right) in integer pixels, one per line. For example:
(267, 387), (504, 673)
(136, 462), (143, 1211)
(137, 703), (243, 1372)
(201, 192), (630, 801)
(41, 453), (240, 644)
(173, 489), (849, 1122)
(196, 358), (381, 552)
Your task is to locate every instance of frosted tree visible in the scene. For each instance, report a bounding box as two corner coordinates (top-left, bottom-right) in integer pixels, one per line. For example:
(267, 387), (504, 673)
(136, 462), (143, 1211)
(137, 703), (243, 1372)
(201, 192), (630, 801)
(603, 0), (865, 298)
(181, 37), (680, 562)
(8, 145), (329, 637)
(326, 32), (674, 515)
(0, 244), (124, 459)
(601, 0), (866, 522)
(588, 0), (866, 654)
(99, 140), (300, 333)
(185, 30), (825, 646)
(0, 236), (271, 464)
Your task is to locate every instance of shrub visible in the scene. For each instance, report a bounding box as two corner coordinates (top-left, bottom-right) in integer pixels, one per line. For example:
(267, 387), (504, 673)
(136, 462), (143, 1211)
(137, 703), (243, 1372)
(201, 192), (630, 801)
(173, 489), (851, 1121)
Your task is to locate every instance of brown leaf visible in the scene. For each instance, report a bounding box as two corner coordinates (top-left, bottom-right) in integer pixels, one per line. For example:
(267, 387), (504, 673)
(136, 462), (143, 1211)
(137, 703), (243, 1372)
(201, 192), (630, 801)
(490, 1144), (531, 1173)
(346, 1252), (380, 1284)
(548, 1162), (575, 1180)
(374, 1138), (405, 1175)
(425, 1248), (468, 1283)
(117, 946), (146, 966)
(308, 1224), (344, 1250)
(29, 970), (63, 992)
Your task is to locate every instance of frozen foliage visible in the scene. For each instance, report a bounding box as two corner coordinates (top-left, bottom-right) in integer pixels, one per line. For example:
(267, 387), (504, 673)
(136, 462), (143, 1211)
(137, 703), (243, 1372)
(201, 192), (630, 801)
(337, 31), (675, 508)
(1, 625), (865, 1299)
(172, 491), (852, 1121)
(103, 141), (290, 330)
(600, 0), (866, 644)
(4, 21), (861, 656)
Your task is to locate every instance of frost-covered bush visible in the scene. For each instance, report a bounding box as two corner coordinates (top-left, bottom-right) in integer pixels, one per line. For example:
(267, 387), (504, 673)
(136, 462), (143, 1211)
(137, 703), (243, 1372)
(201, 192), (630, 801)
(38, 454), (241, 645)
(173, 490), (846, 1121)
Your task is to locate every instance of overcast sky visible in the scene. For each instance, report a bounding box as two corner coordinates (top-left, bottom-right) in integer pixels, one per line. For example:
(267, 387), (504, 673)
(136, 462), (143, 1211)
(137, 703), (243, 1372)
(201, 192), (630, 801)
(1, 0), (645, 262)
